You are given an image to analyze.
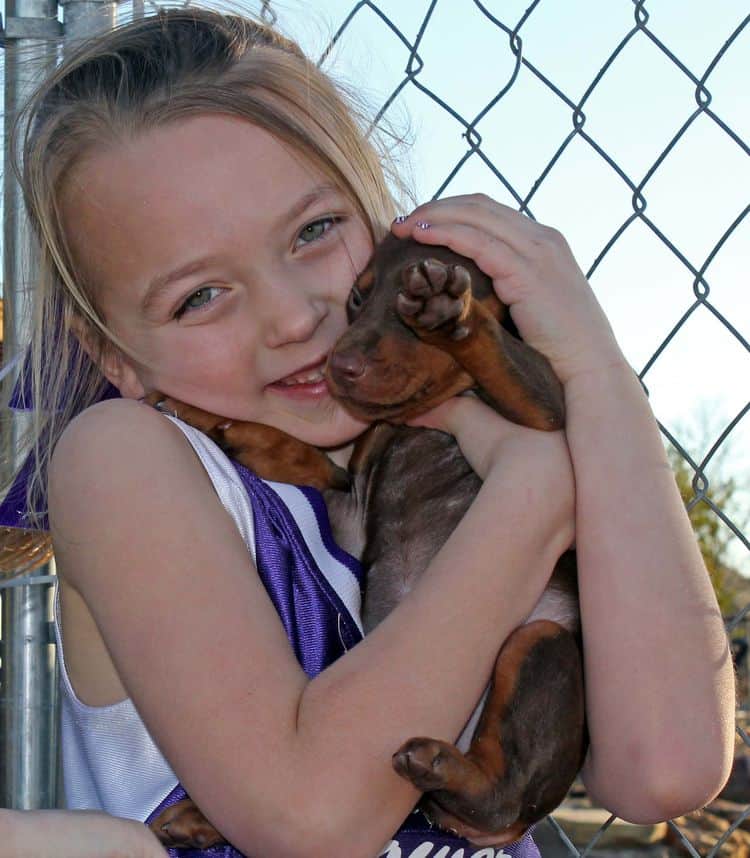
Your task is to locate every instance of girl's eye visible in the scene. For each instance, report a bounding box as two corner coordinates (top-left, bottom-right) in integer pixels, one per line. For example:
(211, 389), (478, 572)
(295, 217), (338, 248)
(175, 286), (222, 318)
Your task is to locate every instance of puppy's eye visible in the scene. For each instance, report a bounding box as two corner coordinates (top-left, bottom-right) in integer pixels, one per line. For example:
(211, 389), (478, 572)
(347, 286), (365, 315)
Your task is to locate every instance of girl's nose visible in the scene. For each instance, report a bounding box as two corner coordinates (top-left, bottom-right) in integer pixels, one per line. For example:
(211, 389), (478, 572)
(262, 283), (329, 348)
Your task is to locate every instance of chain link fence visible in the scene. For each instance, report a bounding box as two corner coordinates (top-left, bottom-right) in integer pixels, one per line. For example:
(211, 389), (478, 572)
(1, 0), (748, 855)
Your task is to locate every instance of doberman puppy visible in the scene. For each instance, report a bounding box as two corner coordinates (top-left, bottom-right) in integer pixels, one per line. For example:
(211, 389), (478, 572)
(147, 235), (585, 849)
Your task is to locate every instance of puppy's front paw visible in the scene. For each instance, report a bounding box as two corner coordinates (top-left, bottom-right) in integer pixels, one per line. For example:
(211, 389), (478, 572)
(397, 258), (473, 341)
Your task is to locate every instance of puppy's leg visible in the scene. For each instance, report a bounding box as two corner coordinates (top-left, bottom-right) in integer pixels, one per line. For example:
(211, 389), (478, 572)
(396, 258), (564, 430)
(393, 621), (585, 844)
(146, 394), (350, 491)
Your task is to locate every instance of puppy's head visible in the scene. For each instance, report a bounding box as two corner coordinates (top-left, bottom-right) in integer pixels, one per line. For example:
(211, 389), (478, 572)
(326, 235), (508, 422)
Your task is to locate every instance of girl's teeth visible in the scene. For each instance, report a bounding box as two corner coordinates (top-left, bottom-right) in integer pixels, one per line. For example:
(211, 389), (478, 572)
(279, 368), (325, 386)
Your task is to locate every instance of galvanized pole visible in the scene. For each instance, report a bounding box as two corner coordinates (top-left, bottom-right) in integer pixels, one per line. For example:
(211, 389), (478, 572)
(58, 0), (115, 44)
(0, 573), (59, 808)
(1, 0), (61, 809)
(0, 0), (115, 812)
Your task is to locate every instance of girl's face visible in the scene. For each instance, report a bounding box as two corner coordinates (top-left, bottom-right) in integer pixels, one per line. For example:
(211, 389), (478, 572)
(61, 115), (374, 449)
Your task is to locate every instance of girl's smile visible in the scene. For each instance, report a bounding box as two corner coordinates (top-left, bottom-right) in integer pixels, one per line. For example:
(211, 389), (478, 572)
(60, 114), (374, 448)
(268, 357), (330, 397)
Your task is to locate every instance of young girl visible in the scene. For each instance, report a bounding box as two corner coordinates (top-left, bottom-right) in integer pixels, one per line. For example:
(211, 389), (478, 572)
(0, 7), (734, 857)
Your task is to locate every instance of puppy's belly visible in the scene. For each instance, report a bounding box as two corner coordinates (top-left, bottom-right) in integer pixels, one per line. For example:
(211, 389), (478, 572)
(359, 427), (480, 632)
(341, 424), (580, 754)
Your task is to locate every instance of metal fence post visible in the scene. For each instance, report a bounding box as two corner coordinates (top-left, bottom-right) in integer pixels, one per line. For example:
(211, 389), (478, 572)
(0, 0), (61, 808)
(58, 0), (115, 46)
(0, 0), (116, 811)
(0, 575), (58, 808)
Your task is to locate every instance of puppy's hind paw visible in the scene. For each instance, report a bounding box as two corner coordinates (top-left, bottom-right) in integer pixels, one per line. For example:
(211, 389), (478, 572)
(393, 737), (467, 791)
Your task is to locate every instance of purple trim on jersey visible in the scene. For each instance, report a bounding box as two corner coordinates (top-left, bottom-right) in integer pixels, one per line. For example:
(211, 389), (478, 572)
(297, 483), (365, 585)
(231, 460), (363, 675)
(391, 811), (539, 857)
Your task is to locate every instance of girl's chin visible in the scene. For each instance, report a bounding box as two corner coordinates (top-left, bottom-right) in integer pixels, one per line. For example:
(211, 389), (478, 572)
(291, 405), (370, 446)
(292, 415), (370, 450)
(222, 398), (370, 449)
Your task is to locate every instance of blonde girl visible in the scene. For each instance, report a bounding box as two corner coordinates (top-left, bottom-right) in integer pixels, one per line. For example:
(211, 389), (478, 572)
(0, 7), (734, 857)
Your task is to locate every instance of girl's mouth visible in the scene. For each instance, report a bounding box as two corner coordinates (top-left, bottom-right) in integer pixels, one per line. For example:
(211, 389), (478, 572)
(267, 358), (330, 398)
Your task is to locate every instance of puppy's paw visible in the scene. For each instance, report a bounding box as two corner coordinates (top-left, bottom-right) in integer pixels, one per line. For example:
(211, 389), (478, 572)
(393, 737), (467, 791)
(149, 798), (226, 849)
(397, 259), (473, 341)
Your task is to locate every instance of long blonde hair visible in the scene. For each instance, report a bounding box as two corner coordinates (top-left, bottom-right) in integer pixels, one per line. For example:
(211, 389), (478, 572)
(6, 6), (408, 532)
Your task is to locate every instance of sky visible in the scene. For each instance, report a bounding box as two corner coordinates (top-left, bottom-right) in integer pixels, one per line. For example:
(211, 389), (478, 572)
(1, 0), (748, 570)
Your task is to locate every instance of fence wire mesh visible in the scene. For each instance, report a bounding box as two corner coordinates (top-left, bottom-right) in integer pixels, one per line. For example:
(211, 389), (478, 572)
(308, 5), (749, 855)
(1, 0), (748, 854)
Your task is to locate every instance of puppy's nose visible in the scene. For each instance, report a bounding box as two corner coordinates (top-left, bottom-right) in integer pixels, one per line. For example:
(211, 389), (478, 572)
(328, 348), (367, 381)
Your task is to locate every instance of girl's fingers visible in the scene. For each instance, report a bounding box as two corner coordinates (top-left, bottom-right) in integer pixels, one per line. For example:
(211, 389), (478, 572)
(391, 194), (542, 257)
(390, 218), (533, 306)
(390, 194), (623, 383)
(393, 194), (516, 230)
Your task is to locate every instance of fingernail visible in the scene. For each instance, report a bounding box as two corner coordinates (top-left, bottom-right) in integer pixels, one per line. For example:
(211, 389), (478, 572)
(416, 221), (431, 230)
(393, 215), (408, 224)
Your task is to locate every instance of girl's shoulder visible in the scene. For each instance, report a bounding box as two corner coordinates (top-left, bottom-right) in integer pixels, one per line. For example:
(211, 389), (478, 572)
(52, 398), (200, 482)
(53, 397), (183, 461)
(49, 398), (218, 554)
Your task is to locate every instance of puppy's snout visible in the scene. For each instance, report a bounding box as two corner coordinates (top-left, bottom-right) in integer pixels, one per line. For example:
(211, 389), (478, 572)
(328, 348), (367, 382)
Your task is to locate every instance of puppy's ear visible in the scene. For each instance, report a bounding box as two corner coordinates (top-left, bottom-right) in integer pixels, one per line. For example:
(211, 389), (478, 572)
(70, 315), (146, 400)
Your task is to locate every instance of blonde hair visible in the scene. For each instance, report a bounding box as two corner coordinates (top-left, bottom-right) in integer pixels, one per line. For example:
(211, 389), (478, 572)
(6, 5), (407, 531)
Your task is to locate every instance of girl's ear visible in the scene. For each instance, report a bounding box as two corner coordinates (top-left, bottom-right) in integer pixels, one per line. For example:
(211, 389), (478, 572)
(70, 315), (146, 400)
(98, 349), (147, 400)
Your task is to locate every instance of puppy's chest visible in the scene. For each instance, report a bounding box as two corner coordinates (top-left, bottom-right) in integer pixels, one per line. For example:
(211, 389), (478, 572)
(325, 427), (481, 633)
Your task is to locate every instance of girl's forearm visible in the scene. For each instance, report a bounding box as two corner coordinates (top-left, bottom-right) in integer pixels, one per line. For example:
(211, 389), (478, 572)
(288, 456), (568, 854)
(565, 363), (734, 821)
(0, 809), (166, 858)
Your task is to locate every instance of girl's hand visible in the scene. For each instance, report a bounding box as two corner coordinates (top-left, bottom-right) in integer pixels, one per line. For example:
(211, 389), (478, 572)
(409, 394), (575, 552)
(391, 195), (626, 384)
(0, 809), (167, 858)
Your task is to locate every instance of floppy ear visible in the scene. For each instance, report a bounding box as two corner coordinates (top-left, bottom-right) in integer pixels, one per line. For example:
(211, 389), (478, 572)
(70, 315), (146, 400)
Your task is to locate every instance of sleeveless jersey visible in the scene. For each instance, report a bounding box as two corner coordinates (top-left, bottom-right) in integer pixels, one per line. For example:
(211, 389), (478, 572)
(53, 416), (539, 858)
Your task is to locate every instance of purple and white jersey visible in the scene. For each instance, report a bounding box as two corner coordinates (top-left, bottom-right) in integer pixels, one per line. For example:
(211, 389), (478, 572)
(52, 417), (538, 858)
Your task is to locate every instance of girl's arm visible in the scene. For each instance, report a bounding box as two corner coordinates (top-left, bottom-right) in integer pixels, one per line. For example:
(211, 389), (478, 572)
(0, 809), (166, 858)
(393, 198), (735, 822)
(564, 362), (733, 821)
(49, 395), (573, 858)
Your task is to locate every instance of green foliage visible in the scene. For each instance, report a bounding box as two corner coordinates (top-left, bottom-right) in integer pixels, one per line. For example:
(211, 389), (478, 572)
(668, 446), (745, 616)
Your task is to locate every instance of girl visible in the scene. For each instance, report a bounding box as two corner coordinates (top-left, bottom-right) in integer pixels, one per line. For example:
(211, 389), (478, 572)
(1, 7), (734, 857)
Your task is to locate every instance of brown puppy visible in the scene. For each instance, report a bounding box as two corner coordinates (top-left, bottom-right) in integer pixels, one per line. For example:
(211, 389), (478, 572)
(148, 235), (585, 848)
